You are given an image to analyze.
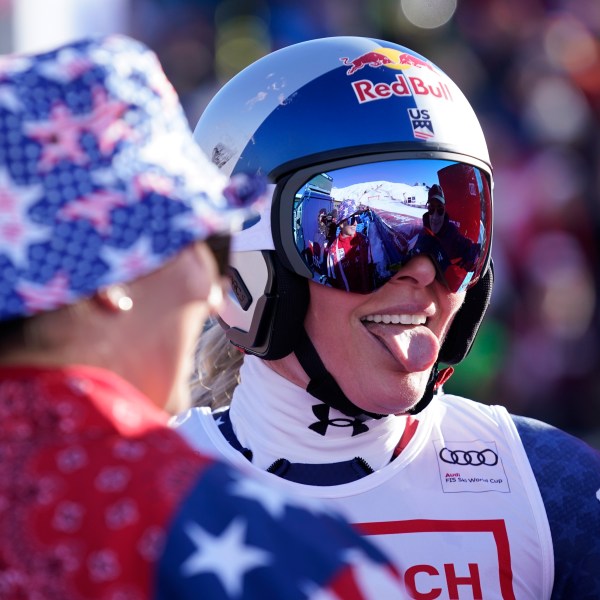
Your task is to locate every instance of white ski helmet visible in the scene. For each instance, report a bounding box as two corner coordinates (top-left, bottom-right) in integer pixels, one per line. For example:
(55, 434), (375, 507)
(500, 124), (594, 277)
(194, 36), (494, 415)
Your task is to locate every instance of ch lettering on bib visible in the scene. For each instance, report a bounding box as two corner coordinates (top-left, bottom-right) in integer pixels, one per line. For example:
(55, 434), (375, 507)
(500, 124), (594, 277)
(433, 439), (510, 493)
(357, 519), (515, 600)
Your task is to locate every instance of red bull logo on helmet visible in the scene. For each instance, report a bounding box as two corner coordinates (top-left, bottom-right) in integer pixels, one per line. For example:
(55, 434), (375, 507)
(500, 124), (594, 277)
(340, 51), (397, 75)
(351, 74), (453, 104)
(340, 48), (436, 76)
(341, 47), (453, 106)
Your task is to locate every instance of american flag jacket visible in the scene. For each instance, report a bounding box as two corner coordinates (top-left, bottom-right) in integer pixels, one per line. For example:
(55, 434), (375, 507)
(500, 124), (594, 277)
(0, 364), (402, 599)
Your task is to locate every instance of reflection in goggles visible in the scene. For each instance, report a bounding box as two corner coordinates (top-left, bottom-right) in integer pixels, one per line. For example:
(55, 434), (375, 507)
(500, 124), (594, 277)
(291, 158), (491, 294)
(427, 205), (445, 216)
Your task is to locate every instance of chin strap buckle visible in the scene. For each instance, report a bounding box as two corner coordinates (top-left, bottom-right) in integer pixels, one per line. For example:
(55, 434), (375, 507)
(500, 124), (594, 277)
(435, 366), (455, 390)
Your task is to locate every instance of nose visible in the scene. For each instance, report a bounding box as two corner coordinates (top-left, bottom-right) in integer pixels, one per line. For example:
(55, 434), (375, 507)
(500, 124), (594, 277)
(388, 255), (437, 288)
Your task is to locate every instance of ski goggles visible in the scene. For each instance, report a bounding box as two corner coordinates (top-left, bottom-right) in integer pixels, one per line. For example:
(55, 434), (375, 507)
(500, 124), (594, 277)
(275, 154), (492, 294)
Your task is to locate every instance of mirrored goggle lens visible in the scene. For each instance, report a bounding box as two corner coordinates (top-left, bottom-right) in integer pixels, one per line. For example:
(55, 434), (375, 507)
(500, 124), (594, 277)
(287, 158), (491, 294)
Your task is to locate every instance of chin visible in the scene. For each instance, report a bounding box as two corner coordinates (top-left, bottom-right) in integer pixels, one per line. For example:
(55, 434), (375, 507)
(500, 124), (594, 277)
(164, 383), (192, 416)
(349, 372), (428, 416)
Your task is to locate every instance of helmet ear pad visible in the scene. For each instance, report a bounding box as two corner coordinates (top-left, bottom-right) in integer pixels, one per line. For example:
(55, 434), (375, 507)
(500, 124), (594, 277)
(262, 252), (310, 360)
(438, 261), (494, 365)
(220, 250), (309, 361)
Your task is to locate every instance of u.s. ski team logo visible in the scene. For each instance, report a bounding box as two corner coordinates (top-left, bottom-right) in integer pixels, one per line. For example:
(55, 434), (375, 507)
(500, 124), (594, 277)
(408, 108), (434, 140)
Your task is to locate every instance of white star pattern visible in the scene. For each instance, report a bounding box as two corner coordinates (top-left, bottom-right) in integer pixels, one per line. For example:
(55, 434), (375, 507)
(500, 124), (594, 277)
(99, 235), (161, 284)
(0, 55), (32, 78)
(181, 518), (272, 597)
(132, 172), (174, 200)
(0, 36), (250, 324)
(36, 48), (94, 83)
(229, 471), (335, 519)
(228, 476), (290, 520)
(147, 63), (179, 110)
(138, 132), (184, 174)
(171, 208), (221, 240)
(0, 84), (23, 112)
(139, 131), (227, 198)
(0, 167), (49, 268)
(343, 548), (404, 597)
(90, 167), (120, 188)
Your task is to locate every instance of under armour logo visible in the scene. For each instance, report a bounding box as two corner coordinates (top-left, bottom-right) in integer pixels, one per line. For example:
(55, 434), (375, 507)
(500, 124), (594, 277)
(308, 404), (370, 437)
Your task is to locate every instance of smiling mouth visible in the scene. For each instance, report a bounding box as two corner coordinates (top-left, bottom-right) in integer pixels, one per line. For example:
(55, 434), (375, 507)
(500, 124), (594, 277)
(361, 314), (427, 326)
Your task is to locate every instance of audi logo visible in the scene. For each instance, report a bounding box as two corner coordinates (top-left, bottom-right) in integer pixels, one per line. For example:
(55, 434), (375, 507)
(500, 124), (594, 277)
(439, 447), (498, 466)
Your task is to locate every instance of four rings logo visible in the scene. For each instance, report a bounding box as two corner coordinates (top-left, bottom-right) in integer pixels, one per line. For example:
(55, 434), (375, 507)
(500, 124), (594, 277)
(439, 447), (498, 466)
(434, 440), (509, 492)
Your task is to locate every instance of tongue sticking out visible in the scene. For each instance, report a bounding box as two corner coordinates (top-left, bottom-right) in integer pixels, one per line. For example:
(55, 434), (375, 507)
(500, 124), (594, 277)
(366, 324), (439, 372)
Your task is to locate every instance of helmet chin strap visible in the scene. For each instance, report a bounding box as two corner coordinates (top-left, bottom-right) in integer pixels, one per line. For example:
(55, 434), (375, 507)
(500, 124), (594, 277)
(294, 326), (443, 419)
(406, 364), (440, 415)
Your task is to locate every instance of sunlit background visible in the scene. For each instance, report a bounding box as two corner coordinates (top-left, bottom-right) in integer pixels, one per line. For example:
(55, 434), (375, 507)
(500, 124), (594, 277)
(2, 0), (599, 447)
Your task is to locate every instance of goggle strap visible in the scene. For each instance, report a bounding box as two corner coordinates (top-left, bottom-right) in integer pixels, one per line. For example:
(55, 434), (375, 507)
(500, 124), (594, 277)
(294, 327), (384, 420)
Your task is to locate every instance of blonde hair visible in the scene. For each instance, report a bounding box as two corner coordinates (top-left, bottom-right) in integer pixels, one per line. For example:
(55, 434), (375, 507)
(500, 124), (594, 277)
(190, 320), (244, 409)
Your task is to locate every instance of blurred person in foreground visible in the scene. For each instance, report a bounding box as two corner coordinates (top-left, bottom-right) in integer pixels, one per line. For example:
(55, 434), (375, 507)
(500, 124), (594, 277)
(174, 37), (600, 599)
(0, 35), (405, 599)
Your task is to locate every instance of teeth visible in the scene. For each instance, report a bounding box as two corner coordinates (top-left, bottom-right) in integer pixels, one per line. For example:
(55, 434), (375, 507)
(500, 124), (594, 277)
(362, 314), (427, 325)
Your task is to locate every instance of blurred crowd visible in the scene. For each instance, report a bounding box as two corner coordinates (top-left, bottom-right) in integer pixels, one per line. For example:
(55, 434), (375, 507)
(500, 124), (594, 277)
(3, 0), (600, 447)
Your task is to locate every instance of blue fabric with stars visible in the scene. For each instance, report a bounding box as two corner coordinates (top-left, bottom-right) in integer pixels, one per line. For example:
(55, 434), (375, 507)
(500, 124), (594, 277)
(513, 415), (600, 600)
(0, 35), (249, 321)
(155, 460), (394, 599)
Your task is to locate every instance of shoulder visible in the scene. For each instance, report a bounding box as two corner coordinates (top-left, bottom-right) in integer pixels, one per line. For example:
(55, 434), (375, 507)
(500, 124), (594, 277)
(511, 414), (600, 491)
(114, 425), (211, 513)
(170, 406), (213, 431)
(35, 425), (214, 597)
(169, 406), (229, 456)
(435, 393), (505, 423)
(437, 403), (600, 511)
(512, 415), (600, 597)
(155, 459), (401, 598)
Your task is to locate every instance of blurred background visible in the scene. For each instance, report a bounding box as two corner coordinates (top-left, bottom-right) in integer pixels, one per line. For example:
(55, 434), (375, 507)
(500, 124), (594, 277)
(2, 0), (599, 448)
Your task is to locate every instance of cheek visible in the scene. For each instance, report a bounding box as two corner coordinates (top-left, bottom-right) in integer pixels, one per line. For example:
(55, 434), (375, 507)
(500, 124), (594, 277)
(181, 244), (221, 303)
(438, 290), (466, 336)
(161, 250), (220, 352)
(449, 290), (466, 314)
(307, 283), (349, 324)
(305, 283), (363, 350)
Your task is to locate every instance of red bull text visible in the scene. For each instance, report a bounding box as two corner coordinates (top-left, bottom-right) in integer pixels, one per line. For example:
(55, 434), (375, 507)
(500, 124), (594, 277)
(351, 74), (453, 104)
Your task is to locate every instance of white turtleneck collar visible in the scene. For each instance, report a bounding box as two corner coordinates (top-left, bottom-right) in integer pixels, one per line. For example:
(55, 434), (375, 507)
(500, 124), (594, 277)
(228, 355), (407, 471)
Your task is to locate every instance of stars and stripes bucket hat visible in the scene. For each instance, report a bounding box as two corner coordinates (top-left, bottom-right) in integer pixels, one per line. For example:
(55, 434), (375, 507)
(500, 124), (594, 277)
(0, 34), (255, 322)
